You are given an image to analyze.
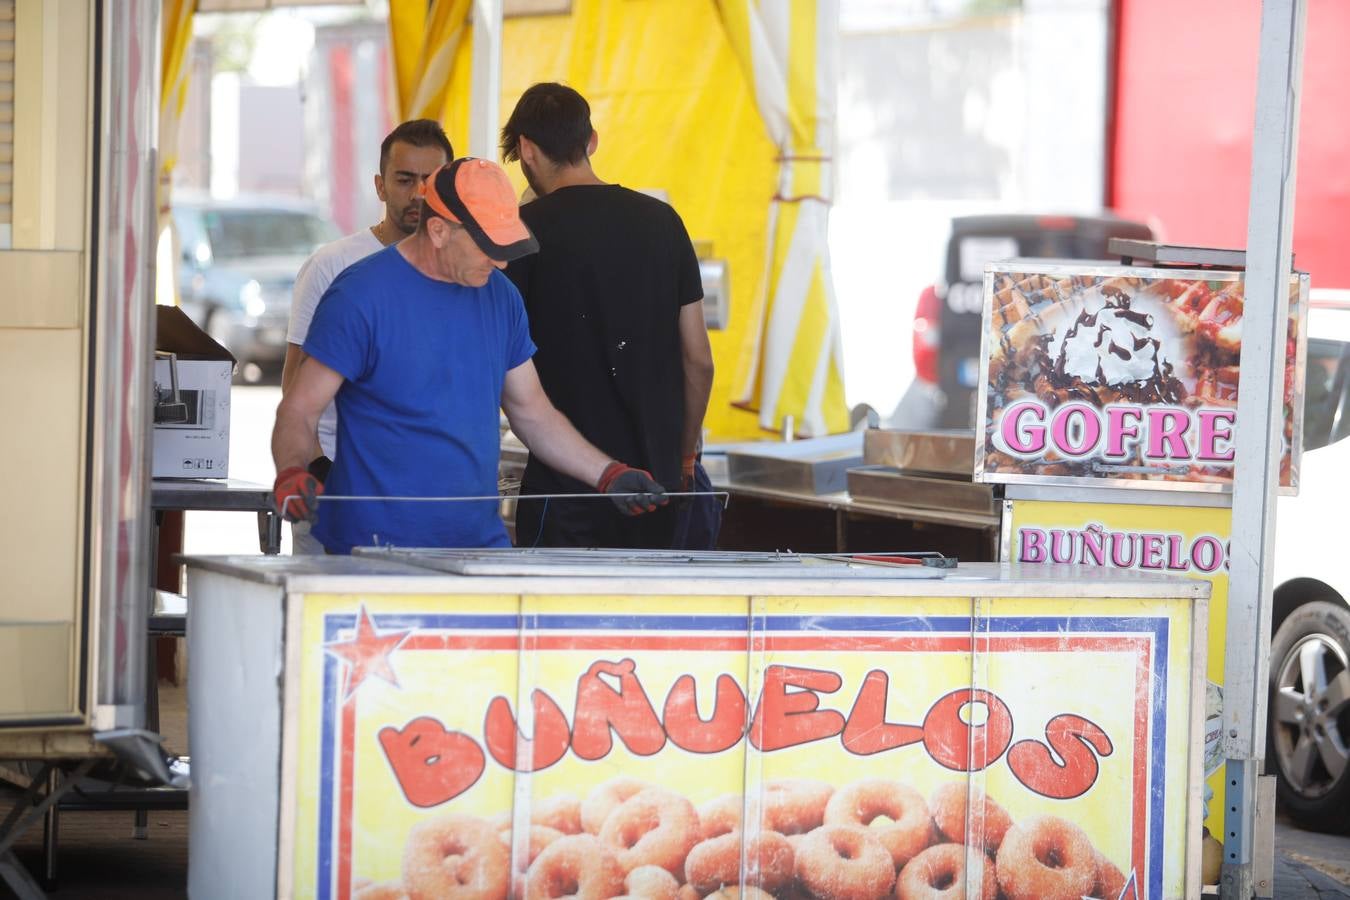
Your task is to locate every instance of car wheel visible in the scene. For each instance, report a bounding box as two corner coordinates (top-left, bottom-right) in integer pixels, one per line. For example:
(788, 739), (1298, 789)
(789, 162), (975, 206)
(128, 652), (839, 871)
(1267, 599), (1350, 832)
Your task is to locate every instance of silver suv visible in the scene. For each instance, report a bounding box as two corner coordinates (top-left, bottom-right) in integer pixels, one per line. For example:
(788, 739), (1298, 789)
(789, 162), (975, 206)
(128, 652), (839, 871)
(173, 196), (338, 381)
(1269, 291), (1350, 831)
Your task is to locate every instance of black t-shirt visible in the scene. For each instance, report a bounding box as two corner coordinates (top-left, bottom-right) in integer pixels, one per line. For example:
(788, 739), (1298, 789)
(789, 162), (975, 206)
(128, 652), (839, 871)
(505, 184), (703, 497)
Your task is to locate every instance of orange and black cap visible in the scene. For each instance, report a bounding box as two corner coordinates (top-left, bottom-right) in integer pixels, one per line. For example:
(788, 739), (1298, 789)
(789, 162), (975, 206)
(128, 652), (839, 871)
(421, 158), (538, 262)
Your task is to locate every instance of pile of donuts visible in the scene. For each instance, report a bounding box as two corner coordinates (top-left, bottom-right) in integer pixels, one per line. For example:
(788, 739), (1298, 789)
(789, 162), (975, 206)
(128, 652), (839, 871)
(353, 776), (1130, 900)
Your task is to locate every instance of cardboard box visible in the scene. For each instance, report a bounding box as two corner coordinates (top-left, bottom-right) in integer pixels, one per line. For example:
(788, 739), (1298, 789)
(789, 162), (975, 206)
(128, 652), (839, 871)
(152, 306), (235, 479)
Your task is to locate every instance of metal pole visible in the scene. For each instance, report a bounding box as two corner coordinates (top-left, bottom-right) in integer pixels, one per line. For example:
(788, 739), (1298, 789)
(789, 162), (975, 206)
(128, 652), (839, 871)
(468, 0), (503, 160)
(1221, 1), (1307, 897)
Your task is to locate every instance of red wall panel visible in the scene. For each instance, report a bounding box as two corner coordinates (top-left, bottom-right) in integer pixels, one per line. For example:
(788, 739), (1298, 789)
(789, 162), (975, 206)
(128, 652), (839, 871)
(1110, 0), (1350, 287)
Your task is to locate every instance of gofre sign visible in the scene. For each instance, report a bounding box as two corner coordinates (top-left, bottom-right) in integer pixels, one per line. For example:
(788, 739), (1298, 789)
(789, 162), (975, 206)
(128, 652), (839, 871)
(282, 592), (1201, 900)
(976, 265), (1308, 489)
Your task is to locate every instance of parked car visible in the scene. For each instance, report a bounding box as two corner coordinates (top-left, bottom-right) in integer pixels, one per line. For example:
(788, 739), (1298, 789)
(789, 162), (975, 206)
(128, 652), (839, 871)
(1268, 291), (1350, 831)
(173, 196), (339, 381)
(893, 213), (1155, 429)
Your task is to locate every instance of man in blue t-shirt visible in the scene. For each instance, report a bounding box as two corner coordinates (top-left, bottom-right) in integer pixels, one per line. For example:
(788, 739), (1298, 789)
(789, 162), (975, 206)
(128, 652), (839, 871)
(270, 158), (667, 553)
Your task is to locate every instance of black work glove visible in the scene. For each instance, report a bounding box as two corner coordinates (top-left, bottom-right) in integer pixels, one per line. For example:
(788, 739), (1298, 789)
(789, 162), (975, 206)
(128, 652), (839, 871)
(596, 461), (668, 516)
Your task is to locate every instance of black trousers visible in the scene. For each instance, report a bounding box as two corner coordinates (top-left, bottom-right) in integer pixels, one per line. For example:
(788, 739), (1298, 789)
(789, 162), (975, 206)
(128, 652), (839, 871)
(514, 494), (678, 549)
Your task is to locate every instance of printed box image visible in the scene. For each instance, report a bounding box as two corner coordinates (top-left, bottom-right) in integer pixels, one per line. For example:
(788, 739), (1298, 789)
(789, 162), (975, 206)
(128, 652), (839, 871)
(281, 591), (1203, 900)
(152, 305), (234, 478)
(975, 265), (1308, 492)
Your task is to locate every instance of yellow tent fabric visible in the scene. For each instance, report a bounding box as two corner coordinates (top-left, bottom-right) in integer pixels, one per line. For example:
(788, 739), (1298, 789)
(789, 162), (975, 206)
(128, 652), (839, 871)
(387, 0), (782, 441)
(158, 0), (195, 306)
(390, 0), (473, 121)
(388, 0), (425, 116)
(715, 0), (847, 436)
(159, 0), (194, 182)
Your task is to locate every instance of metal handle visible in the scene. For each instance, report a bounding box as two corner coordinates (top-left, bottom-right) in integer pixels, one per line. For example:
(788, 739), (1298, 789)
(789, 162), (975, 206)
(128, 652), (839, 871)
(280, 490), (731, 520)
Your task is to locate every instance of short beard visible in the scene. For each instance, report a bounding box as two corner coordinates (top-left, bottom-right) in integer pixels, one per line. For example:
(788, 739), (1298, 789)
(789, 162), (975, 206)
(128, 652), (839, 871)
(393, 206), (419, 236)
(521, 158), (548, 199)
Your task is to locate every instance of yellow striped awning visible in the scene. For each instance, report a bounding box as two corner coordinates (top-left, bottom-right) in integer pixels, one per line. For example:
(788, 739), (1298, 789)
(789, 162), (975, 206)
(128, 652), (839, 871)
(717, 0), (847, 436)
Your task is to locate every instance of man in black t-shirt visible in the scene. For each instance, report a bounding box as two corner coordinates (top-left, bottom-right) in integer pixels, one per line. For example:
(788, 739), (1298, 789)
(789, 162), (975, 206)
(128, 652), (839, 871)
(502, 82), (715, 549)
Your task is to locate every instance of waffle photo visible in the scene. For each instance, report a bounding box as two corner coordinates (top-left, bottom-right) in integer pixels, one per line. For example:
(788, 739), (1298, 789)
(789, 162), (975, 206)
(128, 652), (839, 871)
(978, 267), (1308, 490)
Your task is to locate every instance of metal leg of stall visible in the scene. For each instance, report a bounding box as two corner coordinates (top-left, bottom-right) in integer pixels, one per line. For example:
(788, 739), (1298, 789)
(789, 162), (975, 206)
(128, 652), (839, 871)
(0, 855), (44, 900)
(257, 509), (282, 555)
(0, 759), (96, 897)
(133, 626), (160, 841)
(1222, 1), (1308, 897)
(132, 807), (149, 840)
(40, 769), (58, 889)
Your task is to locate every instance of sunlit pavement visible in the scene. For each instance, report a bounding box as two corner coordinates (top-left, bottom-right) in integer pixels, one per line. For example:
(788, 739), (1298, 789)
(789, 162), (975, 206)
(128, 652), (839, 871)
(1275, 818), (1350, 897)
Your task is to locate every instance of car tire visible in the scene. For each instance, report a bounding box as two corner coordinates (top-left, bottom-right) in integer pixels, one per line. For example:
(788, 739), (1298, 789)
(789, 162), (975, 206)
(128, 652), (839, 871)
(1266, 598), (1350, 832)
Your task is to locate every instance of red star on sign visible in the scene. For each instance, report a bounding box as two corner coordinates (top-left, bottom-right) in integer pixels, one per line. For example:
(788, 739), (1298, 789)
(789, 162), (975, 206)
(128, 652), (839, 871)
(325, 606), (411, 701)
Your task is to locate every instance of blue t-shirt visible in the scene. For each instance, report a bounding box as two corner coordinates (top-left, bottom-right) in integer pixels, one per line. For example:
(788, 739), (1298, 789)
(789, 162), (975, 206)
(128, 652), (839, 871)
(303, 246), (536, 553)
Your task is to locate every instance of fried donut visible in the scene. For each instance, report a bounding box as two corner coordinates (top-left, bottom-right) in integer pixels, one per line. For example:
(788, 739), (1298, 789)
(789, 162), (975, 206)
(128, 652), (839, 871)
(581, 777), (654, 834)
(1092, 851), (1127, 900)
(794, 824), (895, 900)
(353, 883), (409, 900)
(403, 814), (510, 900)
(676, 885), (701, 900)
(599, 787), (701, 877)
(742, 831), (796, 893)
(699, 794), (743, 839)
(763, 779), (834, 835)
(707, 889), (775, 900)
(785, 832), (809, 857)
(895, 843), (997, 900)
(995, 815), (1096, 900)
(622, 865), (680, 900)
(523, 834), (625, 900)
(928, 783), (1014, 852)
(824, 779), (932, 868)
(532, 794), (583, 835)
(500, 824), (564, 869)
(684, 831), (795, 894)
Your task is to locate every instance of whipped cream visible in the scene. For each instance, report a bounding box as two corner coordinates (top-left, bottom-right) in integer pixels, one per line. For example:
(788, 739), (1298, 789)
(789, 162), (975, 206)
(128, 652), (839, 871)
(1053, 292), (1177, 387)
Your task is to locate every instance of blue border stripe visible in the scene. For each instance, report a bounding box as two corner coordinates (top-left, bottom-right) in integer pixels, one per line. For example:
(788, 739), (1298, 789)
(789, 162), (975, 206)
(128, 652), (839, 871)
(315, 612), (1172, 898)
(317, 654), (336, 900)
(1149, 619), (1169, 898)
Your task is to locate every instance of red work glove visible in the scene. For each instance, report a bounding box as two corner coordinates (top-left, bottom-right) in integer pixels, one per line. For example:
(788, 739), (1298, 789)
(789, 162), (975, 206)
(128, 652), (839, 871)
(680, 454), (698, 492)
(596, 461), (668, 516)
(273, 466), (323, 523)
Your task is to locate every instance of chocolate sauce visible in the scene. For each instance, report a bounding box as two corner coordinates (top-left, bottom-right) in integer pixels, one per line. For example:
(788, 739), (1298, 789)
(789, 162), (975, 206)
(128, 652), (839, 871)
(1036, 285), (1187, 408)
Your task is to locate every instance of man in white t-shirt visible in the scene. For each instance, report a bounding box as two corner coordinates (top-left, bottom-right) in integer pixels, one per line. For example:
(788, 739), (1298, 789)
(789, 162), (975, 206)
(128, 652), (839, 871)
(281, 119), (453, 553)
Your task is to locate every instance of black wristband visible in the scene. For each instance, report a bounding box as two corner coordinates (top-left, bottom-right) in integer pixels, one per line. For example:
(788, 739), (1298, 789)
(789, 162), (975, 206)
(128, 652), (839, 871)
(307, 455), (333, 484)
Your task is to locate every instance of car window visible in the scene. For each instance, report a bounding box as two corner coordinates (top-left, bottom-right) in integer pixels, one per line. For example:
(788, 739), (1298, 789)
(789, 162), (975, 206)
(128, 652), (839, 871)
(200, 210), (338, 260)
(1302, 337), (1350, 451)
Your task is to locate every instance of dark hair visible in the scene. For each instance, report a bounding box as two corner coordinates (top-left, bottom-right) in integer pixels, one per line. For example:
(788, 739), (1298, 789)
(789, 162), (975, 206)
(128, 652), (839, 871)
(416, 165), (467, 234)
(380, 119), (454, 175)
(500, 83), (592, 166)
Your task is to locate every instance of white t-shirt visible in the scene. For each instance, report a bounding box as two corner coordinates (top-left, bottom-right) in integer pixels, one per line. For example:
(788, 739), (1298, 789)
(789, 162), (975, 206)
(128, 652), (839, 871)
(288, 228), (383, 458)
